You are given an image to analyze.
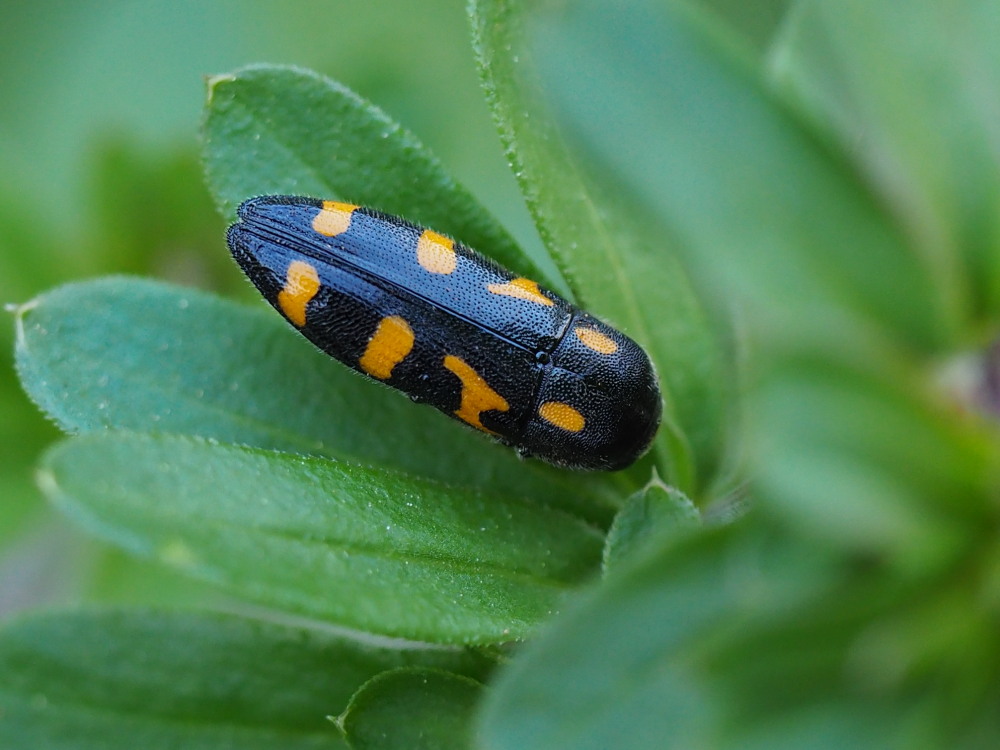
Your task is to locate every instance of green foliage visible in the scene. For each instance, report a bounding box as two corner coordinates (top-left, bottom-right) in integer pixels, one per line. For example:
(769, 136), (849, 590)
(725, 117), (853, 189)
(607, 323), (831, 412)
(771, 1), (1000, 323)
(477, 1), (1000, 748)
(0, 610), (493, 749)
(40, 432), (601, 643)
(6, 0), (1000, 748)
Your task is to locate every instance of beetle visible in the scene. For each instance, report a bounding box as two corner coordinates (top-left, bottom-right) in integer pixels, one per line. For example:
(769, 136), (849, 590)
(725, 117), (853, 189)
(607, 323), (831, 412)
(226, 195), (661, 470)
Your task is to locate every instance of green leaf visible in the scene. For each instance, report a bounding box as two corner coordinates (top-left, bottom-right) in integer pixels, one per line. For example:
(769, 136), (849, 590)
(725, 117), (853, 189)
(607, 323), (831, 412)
(602, 477), (700, 572)
(202, 63), (552, 288)
(13, 277), (621, 525)
(340, 669), (483, 750)
(524, 0), (950, 358)
(477, 518), (859, 750)
(698, 581), (985, 750)
(479, 524), (740, 750)
(471, 0), (734, 495)
(771, 0), (1000, 325)
(482, 508), (1000, 748)
(0, 609), (493, 750)
(752, 354), (995, 562)
(39, 432), (604, 644)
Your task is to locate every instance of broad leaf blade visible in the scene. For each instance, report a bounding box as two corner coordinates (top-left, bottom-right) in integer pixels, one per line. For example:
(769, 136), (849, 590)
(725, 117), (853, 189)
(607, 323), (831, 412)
(524, 0), (948, 358)
(477, 520), (855, 750)
(471, 0), (734, 495)
(771, 0), (1000, 324)
(482, 511), (1000, 748)
(479, 525), (741, 750)
(0, 609), (492, 750)
(13, 278), (621, 525)
(202, 64), (550, 287)
(340, 669), (482, 750)
(39, 432), (604, 644)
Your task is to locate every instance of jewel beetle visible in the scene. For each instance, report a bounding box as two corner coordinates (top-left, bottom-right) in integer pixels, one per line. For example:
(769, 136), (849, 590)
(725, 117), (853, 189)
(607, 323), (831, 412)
(226, 195), (661, 470)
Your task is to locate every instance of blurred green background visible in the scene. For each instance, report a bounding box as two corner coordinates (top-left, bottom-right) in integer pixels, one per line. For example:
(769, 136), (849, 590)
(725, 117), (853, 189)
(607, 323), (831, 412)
(0, 0), (542, 617)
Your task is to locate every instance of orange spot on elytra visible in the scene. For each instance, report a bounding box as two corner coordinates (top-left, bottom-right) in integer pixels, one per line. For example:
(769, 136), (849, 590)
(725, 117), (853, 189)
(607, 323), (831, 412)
(575, 327), (618, 354)
(443, 355), (509, 434)
(278, 260), (321, 327)
(486, 278), (553, 306)
(416, 230), (457, 274)
(538, 402), (586, 433)
(312, 201), (358, 236)
(359, 316), (415, 380)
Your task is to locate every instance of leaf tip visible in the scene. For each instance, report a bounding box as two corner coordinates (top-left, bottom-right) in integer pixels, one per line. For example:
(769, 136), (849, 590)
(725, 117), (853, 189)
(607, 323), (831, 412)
(204, 72), (236, 106)
(329, 710), (347, 734)
(6, 297), (38, 348)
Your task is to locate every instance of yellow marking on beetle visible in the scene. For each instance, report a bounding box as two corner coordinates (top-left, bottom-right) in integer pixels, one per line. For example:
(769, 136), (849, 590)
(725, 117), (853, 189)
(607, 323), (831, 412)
(538, 402), (586, 433)
(359, 316), (415, 380)
(486, 277), (554, 306)
(278, 260), (321, 327)
(575, 327), (618, 354)
(416, 230), (457, 274)
(313, 201), (358, 236)
(443, 355), (509, 434)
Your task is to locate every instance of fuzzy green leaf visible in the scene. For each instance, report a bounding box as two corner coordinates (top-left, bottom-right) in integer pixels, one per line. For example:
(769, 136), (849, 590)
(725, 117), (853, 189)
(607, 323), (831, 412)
(0, 609), (489, 749)
(340, 669), (482, 750)
(479, 525), (741, 750)
(525, 0), (949, 359)
(202, 64), (549, 286)
(771, 0), (1000, 325)
(477, 519), (870, 750)
(481, 509), (1000, 748)
(471, 0), (733, 495)
(602, 479), (700, 572)
(39, 432), (604, 644)
(13, 278), (621, 525)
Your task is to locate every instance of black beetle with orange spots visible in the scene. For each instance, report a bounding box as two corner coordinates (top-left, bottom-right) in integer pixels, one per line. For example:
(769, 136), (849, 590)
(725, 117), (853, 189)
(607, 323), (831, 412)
(227, 195), (661, 470)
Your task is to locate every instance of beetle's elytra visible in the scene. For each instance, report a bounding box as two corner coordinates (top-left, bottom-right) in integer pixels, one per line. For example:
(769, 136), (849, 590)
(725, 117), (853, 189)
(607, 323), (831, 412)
(226, 195), (661, 470)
